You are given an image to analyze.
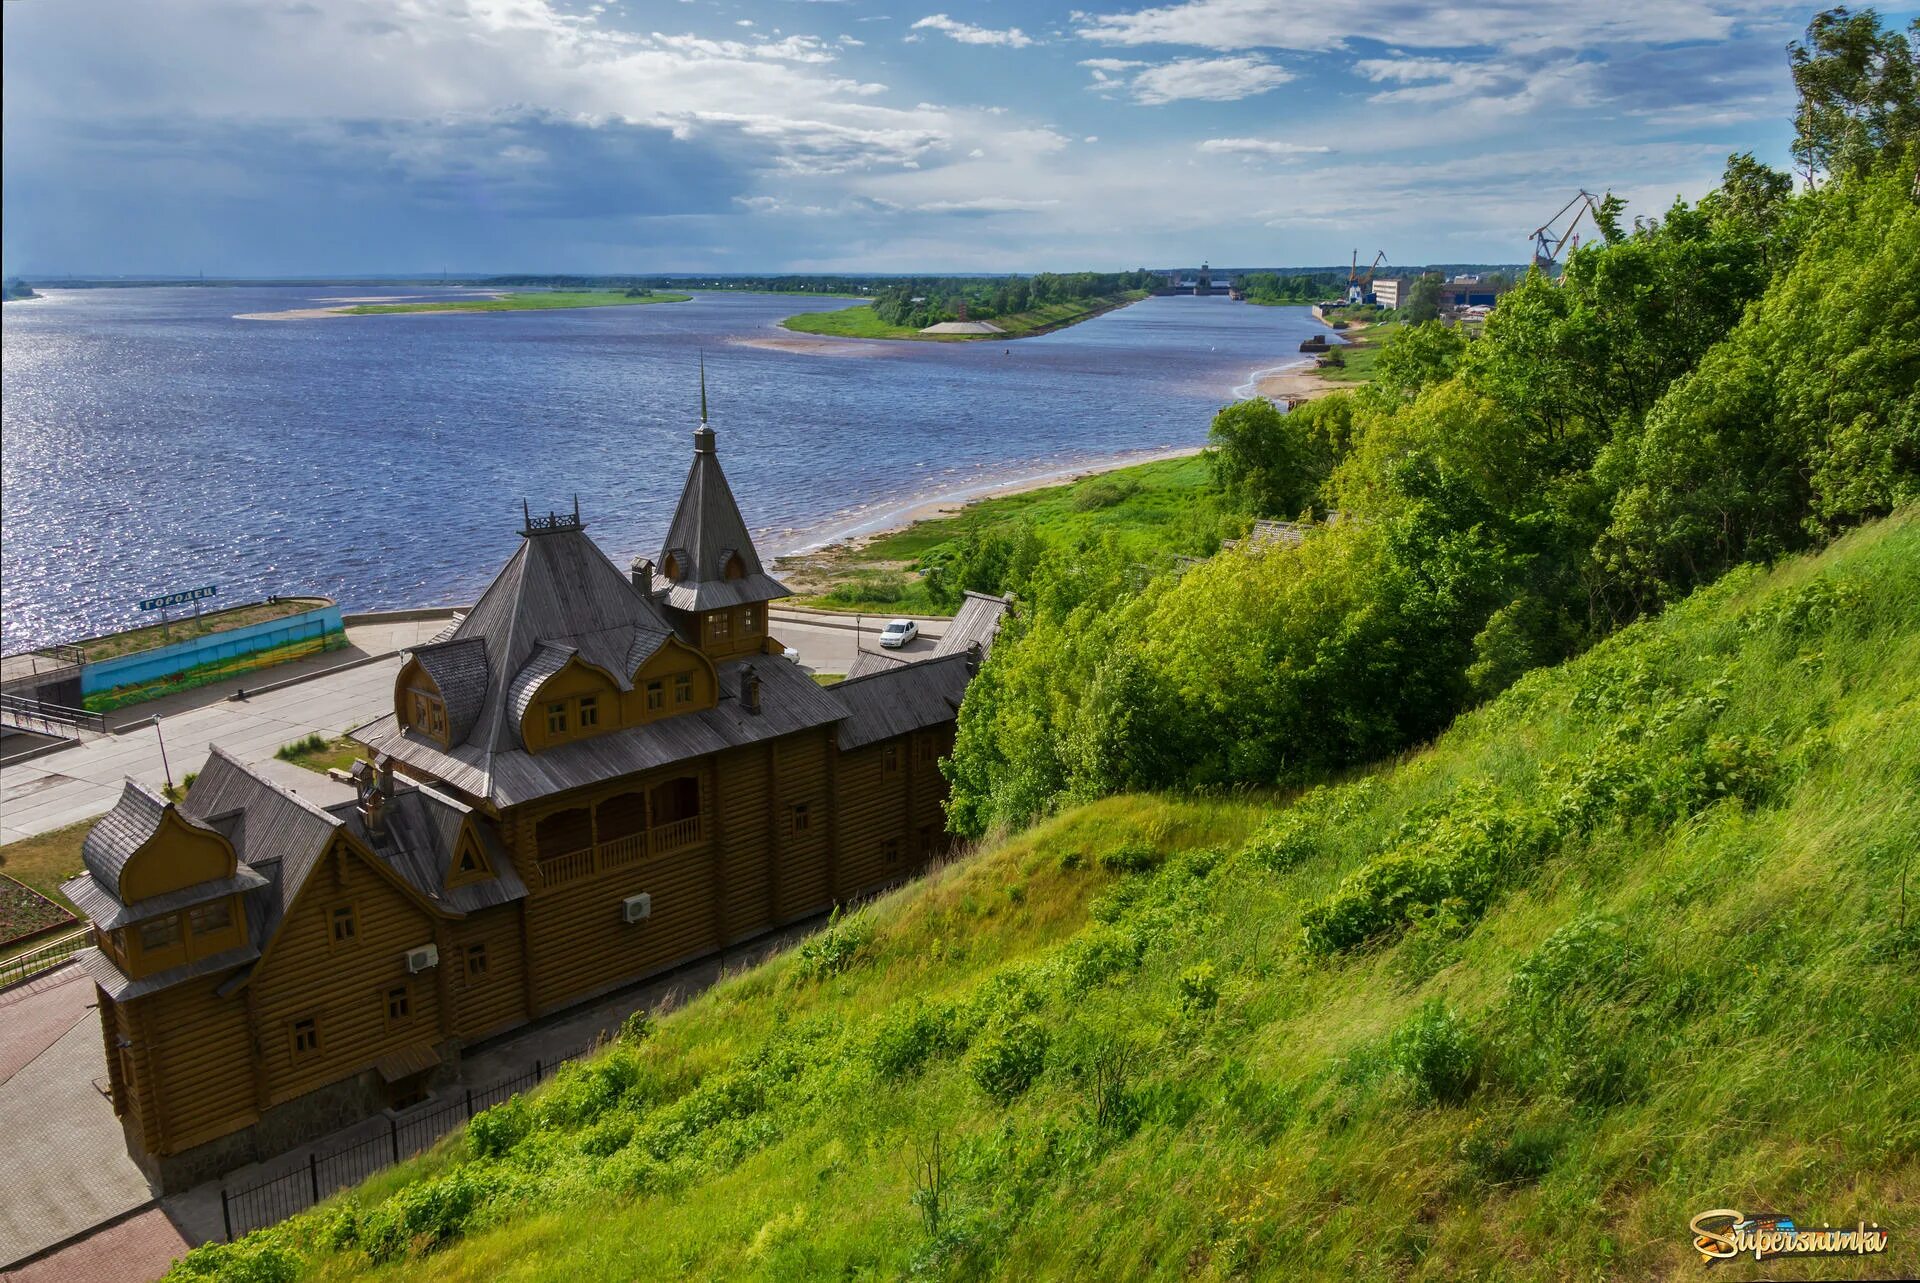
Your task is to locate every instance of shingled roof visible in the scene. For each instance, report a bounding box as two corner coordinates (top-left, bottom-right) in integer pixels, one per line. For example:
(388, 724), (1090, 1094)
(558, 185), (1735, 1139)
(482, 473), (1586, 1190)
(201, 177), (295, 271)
(934, 591), (1013, 658)
(392, 513), (679, 796)
(359, 653), (848, 807)
(330, 784), (528, 916)
(181, 747), (344, 952)
(658, 424), (789, 612)
(834, 651), (975, 750)
(80, 779), (178, 892)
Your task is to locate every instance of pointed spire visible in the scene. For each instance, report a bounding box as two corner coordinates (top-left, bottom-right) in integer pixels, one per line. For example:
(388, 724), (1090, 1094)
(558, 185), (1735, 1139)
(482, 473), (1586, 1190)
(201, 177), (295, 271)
(699, 351), (708, 425)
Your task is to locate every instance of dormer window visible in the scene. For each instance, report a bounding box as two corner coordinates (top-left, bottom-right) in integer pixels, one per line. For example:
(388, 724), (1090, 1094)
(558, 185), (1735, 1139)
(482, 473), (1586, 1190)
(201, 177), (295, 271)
(407, 688), (447, 741)
(662, 553), (682, 580)
(578, 696), (599, 728)
(546, 702), (568, 735)
(646, 680), (665, 712)
(724, 552), (746, 580)
(139, 915), (181, 952)
(190, 900), (232, 937)
(674, 673), (693, 705)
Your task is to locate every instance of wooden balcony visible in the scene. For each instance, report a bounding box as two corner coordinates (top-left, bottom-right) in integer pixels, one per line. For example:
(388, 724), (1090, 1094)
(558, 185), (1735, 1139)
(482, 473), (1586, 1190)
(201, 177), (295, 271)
(536, 815), (706, 888)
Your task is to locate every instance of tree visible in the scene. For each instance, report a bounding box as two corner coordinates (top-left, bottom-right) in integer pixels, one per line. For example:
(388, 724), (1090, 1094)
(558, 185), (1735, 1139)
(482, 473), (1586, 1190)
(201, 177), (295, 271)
(1790, 7), (1920, 181)
(1205, 399), (1327, 519)
(1402, 273), (1445, 324)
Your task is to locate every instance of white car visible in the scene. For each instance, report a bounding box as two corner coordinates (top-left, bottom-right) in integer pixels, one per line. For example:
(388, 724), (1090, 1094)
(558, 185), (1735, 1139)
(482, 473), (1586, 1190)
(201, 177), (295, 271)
(878, 619), (918, 649)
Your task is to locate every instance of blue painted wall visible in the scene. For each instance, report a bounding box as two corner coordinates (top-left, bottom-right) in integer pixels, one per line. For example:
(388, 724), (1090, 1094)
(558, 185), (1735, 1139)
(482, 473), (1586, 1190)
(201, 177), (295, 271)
(81, 604), (345, 695)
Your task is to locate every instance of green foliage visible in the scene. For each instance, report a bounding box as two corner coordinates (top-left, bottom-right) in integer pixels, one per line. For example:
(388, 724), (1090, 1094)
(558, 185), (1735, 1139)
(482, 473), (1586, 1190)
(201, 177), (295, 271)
(1385, 999), (1477, 1104)
(969, 1017), (1050, 1103)
(466, 1097), (532, 1158)
(168, 1240), (300, 1283)
(1205, 398), (1329, 519)
(794, 908), (876, 981)
(1789, 8), (1920, 179)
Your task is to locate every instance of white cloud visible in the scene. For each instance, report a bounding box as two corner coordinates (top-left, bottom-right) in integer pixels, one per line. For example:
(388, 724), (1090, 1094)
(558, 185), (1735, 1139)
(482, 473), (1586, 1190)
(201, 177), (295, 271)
(1076, 0), (1758, 57)
(1199, 137), (1330, 158)
(910, 14), (1035, 48)
(913, 196), (1060, 212)
(1129, 55), (1293, 104)
(1078, 58), (1146, 72)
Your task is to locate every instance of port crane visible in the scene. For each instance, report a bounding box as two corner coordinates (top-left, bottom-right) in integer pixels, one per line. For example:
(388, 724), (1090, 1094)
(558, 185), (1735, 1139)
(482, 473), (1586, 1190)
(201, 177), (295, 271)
(1346, 250), (1388, 304)
(1529, 190), (1603, 273)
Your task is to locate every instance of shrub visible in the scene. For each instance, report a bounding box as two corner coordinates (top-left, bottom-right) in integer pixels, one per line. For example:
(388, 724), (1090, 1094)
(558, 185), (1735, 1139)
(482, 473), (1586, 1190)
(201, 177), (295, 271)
(1097, 839), (1162, 874)
(169, 1240), (301, 1283)
(1243, 814), (1318, 873)
(970, 1017), (1049, 1103)
(467, 1096), (532, 1158)
(618, 1008), (656, 1044)
(1073, 478), (1142, 511)
(1387, 1000), (1477, 1105)
(275, 733), (327, 761)
(1176, 962), (1221, 1016)
(795, 908), (876, 981)
(870, 1001), (964, 1080)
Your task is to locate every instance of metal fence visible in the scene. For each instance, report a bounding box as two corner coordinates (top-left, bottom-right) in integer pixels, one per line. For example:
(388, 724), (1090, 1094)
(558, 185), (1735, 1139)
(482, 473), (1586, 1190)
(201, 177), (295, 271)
(0, 692), (105, 737)
(0, 926), (91, 990)
(220, 1041), (598, 1240)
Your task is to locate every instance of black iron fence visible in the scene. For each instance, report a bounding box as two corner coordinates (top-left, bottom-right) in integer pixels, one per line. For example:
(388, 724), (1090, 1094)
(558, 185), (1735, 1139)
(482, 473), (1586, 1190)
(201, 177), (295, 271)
(220, 1042), (598, 1240)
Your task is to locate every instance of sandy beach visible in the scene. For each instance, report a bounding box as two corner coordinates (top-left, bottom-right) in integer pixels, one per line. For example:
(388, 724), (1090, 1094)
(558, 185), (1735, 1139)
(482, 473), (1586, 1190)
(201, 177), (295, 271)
(236, 292), (506, 320)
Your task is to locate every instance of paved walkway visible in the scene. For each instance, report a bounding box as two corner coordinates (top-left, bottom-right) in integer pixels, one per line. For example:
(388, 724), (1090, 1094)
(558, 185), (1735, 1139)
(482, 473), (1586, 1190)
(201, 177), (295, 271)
(0, 968), (156, 1270)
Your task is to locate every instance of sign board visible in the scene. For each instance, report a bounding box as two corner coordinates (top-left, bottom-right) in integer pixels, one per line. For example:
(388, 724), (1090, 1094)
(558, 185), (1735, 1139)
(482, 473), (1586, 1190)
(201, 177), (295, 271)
(139, 585), (218, 611)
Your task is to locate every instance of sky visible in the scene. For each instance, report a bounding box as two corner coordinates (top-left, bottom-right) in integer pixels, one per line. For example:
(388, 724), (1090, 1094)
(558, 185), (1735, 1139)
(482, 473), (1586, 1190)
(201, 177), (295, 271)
(2, 0), (1906, 275)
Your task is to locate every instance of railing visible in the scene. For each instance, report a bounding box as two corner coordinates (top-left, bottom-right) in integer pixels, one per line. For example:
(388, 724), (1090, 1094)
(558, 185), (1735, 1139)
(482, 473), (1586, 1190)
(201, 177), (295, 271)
(599, 832), (645, 870)
(651, 814), (702, 854)
(220, 1041), (596, 1241)
(0, 692), (106, 737)
(537, 847), (595, 886)
(0, 926), (91, 990)
(535, 817), (707, 888)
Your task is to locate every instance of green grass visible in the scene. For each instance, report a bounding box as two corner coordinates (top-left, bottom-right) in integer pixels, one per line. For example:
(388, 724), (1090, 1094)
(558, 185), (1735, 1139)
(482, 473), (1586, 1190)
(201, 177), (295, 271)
(340, 292), (691, 316)
(0, 820), (90, 921)
(1314, 319), (1401, 385)
(172, 514), (1920, 1283)
(785, 454), (1219, 613)
(275, 733), (364, 775)
(780, 292), (1147, 342)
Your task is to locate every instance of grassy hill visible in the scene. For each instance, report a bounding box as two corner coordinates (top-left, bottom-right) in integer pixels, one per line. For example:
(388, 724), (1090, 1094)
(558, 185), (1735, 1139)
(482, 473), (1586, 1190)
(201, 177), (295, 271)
(176, 510), (1918, 1282)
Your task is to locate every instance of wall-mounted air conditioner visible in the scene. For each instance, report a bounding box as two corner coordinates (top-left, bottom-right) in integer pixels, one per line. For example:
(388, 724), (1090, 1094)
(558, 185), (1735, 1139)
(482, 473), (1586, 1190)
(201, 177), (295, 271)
(405, 943), (439, 974)
(622, 893), (652, 924)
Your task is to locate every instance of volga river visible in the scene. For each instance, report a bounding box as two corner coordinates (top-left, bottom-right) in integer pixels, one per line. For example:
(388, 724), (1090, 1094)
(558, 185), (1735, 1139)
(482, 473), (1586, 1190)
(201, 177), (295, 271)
(0, 287), (1330, 647)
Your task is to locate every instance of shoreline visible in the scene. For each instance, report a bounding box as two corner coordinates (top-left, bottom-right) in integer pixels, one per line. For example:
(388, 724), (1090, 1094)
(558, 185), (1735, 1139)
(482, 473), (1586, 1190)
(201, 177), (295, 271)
(766, 443), (1207, 565)
(773, 291), (1148, 348)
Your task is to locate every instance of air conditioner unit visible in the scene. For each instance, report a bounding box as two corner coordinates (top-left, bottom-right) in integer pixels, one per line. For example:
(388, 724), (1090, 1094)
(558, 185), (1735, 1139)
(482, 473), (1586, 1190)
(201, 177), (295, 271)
(622, 893), (652, 924)
(405, 943), (439, 974)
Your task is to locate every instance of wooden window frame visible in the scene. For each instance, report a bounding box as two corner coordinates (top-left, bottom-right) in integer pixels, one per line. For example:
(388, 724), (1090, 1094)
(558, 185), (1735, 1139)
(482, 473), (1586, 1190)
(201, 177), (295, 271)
(710, 612), (732, 642)
(882, 838), (900, 865)
(740, 604), (759, 633)
(546, 701), (568, 735)
(189, 899), (232, 939)
(883, 744), (901, 776)
(673, 672), (693, 705)
(645, 680), (665, 712)
(788, 801), (811, 834)
(330, 904), (359, 949)
(385, 984), (412, 1029)
(138, 914), (182, 953)
(577, 695), (599, 729)
(290, 1015), (322, 1059)
(464, 942), (489, 982)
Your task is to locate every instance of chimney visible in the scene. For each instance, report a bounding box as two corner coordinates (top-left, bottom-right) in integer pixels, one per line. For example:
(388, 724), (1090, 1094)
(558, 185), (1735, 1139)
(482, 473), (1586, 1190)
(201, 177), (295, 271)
(631, 557), (654, 596)
(740, 664), (761, 715)
(360, 755), (393, 839)
(966, 640), (984, 676)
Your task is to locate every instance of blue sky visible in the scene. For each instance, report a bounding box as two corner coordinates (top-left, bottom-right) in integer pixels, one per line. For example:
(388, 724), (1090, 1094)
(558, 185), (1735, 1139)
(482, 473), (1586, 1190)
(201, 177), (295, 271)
(3, 0), (1904, 274)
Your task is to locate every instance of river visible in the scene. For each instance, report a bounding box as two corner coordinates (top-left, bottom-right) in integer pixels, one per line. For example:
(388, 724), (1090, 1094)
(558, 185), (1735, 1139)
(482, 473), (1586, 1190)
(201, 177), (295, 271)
(0, 287), (1329, 646)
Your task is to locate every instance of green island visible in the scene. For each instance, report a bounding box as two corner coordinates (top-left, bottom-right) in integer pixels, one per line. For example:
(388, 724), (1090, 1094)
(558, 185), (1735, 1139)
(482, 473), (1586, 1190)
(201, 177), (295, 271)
(167, 23), (1920, 1281)
(783, 291), (1147, 342)
(339, 290), (691, 316)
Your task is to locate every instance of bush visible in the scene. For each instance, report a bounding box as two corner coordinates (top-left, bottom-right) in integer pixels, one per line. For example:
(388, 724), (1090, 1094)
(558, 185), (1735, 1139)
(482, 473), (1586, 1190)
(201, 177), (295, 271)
(870, 1001), (964, 1080)
(1387, 1000), (1477, 1105)
(1243, 814), (1318, 873)
(618, 1008), (656, 1044)
(970, 1017), (1050, 1103)
(1072, 478), (1142, 511)
(1097, 839), (1162, 874)
(275, 733), (327, 761)
(1176, 962), (1221, 1016)
(795, 908), (876, 981)
(467, 1096), (532, 1158)
(170, 1240), (301, 1283)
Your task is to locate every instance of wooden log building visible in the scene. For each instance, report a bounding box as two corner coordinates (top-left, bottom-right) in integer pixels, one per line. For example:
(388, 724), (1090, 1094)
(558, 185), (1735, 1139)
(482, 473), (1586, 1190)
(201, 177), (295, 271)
(61, 414), (1010, 1191)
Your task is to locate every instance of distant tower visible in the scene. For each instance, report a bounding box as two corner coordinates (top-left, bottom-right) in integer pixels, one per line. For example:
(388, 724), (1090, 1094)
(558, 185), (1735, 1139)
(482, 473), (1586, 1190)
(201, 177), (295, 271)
(1195, 261), (1212, 296)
